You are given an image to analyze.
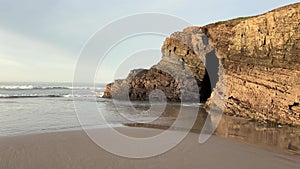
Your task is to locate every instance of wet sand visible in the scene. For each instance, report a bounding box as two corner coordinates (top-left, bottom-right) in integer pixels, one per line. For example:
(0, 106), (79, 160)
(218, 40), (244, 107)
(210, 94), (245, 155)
(0, 127), (299, 169)
(125, 108), (300, 155)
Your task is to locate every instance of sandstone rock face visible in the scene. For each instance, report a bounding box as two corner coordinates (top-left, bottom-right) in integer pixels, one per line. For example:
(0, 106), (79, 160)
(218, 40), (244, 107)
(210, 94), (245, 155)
(204, 3), (300, 125)
(103, 3), (300, 125)
(103, 30), (217, 102)
(103, 68), (182, 101)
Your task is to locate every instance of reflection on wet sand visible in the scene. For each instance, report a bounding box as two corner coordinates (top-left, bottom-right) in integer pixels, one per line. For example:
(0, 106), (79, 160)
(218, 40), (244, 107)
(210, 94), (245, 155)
(215, 115), (300, 155)
(124, 104), (300, 155)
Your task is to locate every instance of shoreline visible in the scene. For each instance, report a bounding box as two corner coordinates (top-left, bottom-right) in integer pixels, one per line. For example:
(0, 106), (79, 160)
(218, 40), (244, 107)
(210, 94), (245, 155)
(0, 127), (299, 169)
(1, 110), (300, 156)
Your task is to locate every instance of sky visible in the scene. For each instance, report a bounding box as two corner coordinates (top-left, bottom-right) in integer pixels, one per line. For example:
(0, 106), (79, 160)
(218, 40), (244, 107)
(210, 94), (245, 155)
(0, 0), (298, 83)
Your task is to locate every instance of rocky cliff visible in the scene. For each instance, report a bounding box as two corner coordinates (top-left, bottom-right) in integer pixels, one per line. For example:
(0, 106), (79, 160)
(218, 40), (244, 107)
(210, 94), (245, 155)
(103, 27), (216, 102)
(203, 3), (300, 125)
(103, 3), (300, 126)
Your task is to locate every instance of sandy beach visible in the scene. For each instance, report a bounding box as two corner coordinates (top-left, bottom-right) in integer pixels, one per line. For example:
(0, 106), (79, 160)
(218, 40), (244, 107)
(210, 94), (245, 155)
(1, 1), (299, 169)
(0, 127), (299, 169)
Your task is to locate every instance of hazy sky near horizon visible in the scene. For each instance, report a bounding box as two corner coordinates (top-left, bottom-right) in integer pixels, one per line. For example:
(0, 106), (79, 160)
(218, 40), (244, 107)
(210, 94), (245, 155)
(0, 0), (298, 83)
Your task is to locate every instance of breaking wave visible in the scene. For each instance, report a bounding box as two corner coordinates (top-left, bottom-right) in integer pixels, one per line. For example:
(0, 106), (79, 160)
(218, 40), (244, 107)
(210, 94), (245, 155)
(0, 85), (104, 91)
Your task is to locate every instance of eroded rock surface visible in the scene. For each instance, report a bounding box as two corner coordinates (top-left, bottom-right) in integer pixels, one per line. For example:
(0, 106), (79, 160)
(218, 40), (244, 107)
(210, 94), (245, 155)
(204, 3), (300, 125)
(103, 3), (300, 125)
(103, 29), (216, 102)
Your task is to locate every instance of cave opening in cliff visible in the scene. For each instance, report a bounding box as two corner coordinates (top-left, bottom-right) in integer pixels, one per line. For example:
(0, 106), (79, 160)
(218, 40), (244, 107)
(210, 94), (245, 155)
(199, 71), (212, 102)
(200, 49), (219, 102)
(125, 48), (220, 104)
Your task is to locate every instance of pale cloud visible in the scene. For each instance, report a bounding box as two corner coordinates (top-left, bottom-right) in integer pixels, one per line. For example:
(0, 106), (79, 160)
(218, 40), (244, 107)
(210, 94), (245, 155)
(0, 28), (75, 82)
(0, 55), (25, 68)
(136, 0), (187, 12)
(0, 28), (72, 60)
(0, 0), (298, 82)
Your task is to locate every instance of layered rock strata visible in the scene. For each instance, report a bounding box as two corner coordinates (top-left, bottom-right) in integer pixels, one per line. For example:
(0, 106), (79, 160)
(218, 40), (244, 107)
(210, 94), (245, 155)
(103, 3), (300, 125)
(204, 3), (300, 125)
(103, 29), (217, 102)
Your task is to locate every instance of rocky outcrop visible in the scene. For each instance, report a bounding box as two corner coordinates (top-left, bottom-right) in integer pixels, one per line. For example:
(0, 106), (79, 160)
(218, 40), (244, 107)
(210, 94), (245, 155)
(204, 2), (300, 125)
(103, 3), (300, 125)
(103, 28), (216, 102)
(103, 68), (184, 101)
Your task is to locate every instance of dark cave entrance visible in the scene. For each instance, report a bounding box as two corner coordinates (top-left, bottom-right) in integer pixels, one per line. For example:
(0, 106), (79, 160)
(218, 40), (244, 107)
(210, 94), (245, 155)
(126, 49), (220, 104)
(199, 49), (219, 102)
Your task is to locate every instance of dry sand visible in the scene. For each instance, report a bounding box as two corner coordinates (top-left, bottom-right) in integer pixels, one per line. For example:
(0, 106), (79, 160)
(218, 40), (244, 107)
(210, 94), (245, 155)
(0, 127), (299, 169)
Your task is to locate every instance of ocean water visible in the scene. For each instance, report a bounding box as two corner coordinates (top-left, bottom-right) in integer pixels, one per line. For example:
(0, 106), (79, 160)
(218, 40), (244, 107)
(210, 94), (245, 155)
(0, 82), (185, 136)
(0, 82), (131, 136)
(1, 82), (300, 153)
